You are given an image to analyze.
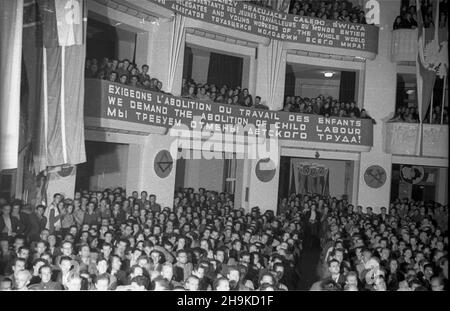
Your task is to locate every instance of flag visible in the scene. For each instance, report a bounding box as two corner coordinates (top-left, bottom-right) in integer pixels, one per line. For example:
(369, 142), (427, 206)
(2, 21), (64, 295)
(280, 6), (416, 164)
(416, 0), (439, 122)
(0, 0), (23, 170)
(22, 0), (87, 175)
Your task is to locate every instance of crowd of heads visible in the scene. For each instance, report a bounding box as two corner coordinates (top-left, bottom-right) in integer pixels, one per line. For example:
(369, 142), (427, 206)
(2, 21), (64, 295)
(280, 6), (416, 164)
(283, 95), (373, 120)
(289, 0), (367, 24)
(85, 58), (166, 94)
(290, 194), (448, 291)
(393, 1), (448, 30)
(181, 78), (268, 110)
(390, 105), (449, 124)
(0, 188), (304, 291)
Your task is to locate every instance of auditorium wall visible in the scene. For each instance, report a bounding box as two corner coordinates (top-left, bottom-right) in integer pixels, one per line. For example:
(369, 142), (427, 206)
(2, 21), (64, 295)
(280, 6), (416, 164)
(87, 143), (129, 191)
(294, 78), (340, 99)
(116, 28), (136, 61)
(181, 159), (225, 193)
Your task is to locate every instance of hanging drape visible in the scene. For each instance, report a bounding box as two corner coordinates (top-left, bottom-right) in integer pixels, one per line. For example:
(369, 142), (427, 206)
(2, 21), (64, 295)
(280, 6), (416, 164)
(290, 160), (330, 196)
(207, 52), (243, 88)
(265, 40), (286, 110)
(339, 71), (356, 103)
(0, 0), (23, 170)
(167, 15), (186, 94)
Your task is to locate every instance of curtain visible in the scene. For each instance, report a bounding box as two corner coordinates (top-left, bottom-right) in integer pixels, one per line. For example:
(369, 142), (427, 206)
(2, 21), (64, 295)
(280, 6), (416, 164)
(265, 40), (286, 110)
(207, 52), (243, 88)
(290, 159), (330, 196)
(167, 15), (186, 94)
(0, 0), (23, 170)
(182, 46), (193, 81)
(339, 71), (356, 103)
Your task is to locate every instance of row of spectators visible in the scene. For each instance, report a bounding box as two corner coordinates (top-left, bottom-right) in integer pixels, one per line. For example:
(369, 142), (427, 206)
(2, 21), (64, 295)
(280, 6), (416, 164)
(283, 95), (374, 120)
(85, 58), (167, 94)
(181, 79), (269, 110)
(393, 1), (448, 29)
(0, 188), (301, 290)
(289, 0), (367, 24)
(390, 106), (448, 124)
(278, 194), (448, 291)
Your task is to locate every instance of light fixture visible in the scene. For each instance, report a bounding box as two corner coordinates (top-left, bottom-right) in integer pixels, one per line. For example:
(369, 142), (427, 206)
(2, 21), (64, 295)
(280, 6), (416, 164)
(324, 72), (334, 78)
(406, 89), (415, 95)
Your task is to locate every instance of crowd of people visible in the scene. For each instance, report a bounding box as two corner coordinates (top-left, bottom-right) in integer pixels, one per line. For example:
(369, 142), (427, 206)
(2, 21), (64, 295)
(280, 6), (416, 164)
(283, 95), (374, 121)
(280, 194), (448, 291)
(85, 58), (168, 94)
(181, 78), (269, 110)
(393, 0), (448, 30)
(288, 0), (368, 24)
(0, 186), (447, 291)
(390, 105), (449, 124)
(0, 188), (302, 291)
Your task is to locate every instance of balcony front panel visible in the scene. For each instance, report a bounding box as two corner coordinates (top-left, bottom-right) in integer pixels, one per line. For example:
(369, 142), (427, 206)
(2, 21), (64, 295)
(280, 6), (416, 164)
(385, 122), (448, 158)
(84, 79), (374, 148)
(385, 122), (420, 156)
(148, 0), (379, 59)
(422, 124), (448, 158)
(391, 28), (448, 63)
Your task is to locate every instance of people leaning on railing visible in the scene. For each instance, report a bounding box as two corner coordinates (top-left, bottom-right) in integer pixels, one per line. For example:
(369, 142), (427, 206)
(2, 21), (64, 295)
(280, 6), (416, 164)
(85, 57), (168, 94)
(289, 0), (367, 24)
(180, 78), (270, 110)
(282, 95), (375, 122)
(388, 106), (448, 124)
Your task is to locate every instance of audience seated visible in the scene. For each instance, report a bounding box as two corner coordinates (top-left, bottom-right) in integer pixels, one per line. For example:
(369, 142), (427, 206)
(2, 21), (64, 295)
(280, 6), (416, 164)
(0, 187), (447, 291)
(288, 0), (367, 24)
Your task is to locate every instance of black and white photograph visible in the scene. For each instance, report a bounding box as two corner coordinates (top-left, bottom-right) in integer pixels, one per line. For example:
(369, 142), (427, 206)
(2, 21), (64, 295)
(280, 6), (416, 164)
(0, 0), (448, 299)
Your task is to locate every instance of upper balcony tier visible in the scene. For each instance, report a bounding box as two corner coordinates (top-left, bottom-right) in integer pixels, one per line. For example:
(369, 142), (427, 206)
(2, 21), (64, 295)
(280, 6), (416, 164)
(143, 0), (379, 59)
(84, 79), (374, 151)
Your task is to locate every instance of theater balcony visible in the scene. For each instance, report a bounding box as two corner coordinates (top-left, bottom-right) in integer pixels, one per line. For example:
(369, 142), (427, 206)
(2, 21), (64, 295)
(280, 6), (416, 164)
(384, 122), (448, 158)
(84, 79), (374, 152)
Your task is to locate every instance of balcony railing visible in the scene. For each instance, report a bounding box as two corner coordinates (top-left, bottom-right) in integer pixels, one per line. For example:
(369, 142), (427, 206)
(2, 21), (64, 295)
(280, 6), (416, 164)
(391, 28), (448, 63)
(385, 122), (448, 158)
(84, 79), (374, 148)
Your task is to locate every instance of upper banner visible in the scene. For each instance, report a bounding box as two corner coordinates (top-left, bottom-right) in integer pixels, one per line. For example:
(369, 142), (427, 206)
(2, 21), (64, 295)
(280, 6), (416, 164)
(85, 79), (373, 147)
(149, 0), (379, 55)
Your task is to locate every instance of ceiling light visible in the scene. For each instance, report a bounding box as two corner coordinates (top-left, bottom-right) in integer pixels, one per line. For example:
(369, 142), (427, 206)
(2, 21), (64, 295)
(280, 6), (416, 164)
(324, 72), (334, 78)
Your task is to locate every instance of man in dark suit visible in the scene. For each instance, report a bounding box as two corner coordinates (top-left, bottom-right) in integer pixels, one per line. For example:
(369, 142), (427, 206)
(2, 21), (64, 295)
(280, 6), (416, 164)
(322, 259), (346, 289)
(27, 205), (47, 243)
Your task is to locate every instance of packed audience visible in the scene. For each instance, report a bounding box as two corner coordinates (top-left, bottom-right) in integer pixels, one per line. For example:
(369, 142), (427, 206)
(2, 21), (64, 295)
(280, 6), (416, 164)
(278, 194), (448, 291)
(181, 78), (269, 110)
(393, 0), (448, 30)
(85, 57), (167, 94)
(283, 95), (375, 121)
(0, 186), (447, 291)
(288, 0), (367, 24)
(0, 188), (302, 291)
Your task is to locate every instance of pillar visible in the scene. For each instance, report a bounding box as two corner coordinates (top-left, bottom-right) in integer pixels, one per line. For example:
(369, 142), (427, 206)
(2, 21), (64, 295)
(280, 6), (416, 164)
(139, 133), (178, 208)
